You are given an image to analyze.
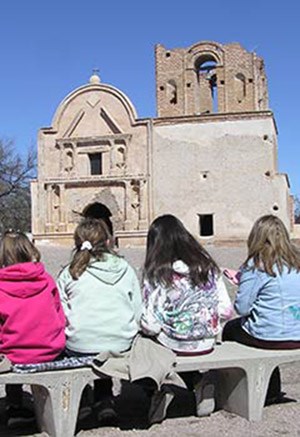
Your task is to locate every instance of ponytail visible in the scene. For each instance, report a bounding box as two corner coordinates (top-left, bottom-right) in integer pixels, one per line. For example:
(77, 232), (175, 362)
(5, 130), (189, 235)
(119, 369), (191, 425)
(69, 249), (92, 280)
(69, 217), (116, 280)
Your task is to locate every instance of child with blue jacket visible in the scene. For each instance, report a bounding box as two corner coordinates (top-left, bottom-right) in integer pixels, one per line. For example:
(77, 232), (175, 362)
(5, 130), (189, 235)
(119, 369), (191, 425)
(223, 214), (300, 403)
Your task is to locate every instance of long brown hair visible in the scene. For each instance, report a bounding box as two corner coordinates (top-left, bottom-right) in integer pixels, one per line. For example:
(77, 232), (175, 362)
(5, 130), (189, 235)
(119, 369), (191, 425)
(244, 215), (300, 276)
(143, 214), (220, 287)
(69, 218), (116, 279)
(0, 230), (40, 267)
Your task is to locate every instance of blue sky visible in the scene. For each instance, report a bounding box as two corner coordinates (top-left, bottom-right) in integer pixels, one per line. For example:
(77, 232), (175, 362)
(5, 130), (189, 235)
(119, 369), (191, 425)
(0, 1), (299, 195)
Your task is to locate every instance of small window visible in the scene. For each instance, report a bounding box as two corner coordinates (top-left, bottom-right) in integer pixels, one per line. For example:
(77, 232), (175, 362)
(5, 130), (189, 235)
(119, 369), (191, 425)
(198, 214), (214, 237)
(89, 153), (102, 175)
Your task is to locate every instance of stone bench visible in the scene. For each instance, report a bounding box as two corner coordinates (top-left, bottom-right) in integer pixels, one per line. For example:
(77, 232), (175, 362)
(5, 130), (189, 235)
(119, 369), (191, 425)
(0, 341), (299, 437)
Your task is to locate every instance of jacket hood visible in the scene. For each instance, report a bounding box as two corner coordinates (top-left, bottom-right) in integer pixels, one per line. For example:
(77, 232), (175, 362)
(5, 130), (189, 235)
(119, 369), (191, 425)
(0, 262), (48, 298)
(86, 254), (129, 285)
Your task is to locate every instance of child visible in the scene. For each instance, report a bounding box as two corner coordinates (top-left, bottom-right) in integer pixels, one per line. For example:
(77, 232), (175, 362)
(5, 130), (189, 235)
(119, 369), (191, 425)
(140, 215), (233, 421)
(141, 214), (233, 355)
(57, 217), (142, 423)
(0, 230), (66, 427)
(222, 214), (300, 403)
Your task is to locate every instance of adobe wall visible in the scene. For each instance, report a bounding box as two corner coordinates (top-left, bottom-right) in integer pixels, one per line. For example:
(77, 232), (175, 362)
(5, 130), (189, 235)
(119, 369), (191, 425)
(151, 113), (290, 240)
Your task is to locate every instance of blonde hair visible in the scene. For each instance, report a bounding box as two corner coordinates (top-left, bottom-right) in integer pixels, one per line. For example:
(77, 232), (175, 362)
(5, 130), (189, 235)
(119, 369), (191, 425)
(69, 218), (115, 279)
(244, 215), (300, 276)
(0, 230), (40, 267)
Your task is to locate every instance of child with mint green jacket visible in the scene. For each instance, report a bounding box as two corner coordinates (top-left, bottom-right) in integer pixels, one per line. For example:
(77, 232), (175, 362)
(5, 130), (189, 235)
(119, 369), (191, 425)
(57, 217), (142, 424)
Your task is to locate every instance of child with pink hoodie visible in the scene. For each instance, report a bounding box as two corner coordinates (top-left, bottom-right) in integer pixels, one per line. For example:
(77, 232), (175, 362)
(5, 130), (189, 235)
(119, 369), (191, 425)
(0, 230), (66, 428)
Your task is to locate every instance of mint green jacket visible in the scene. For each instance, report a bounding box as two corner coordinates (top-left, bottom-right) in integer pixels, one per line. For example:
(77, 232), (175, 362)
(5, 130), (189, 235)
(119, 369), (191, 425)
(57, 254), (142, 354)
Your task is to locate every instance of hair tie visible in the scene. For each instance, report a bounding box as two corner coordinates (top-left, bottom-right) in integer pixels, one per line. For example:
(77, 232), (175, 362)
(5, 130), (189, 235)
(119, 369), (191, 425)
(80, 241), (93, 251)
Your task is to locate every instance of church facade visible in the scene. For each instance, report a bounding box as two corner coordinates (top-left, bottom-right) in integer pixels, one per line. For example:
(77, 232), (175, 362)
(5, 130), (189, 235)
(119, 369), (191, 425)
(31, 41), (292, 246)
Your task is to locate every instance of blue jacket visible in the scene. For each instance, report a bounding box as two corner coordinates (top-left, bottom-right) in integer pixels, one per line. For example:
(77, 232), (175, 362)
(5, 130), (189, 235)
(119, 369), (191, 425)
(235, 263), (300, 341)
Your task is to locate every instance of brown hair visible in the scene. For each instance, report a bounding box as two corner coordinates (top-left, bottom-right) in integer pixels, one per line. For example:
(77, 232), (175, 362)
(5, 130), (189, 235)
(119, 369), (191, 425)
(244, 215), (300, 276)
(69, 217), (116, 279)
(0, 230), (41, 267)
(144, 214), (220, 287)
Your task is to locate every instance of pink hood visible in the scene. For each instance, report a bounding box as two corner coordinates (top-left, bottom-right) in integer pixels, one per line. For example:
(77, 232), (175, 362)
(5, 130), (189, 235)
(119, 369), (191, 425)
(0, 262), (49, 298)
(0, 262), (66, 364)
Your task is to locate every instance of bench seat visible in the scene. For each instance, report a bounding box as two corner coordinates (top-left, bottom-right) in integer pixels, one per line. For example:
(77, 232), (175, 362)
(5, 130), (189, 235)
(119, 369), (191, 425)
(0, 341), (299, 437)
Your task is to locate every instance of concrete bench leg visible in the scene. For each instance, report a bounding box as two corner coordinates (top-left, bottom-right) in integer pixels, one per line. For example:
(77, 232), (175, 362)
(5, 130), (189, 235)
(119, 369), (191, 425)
(244, 362), (277, 421)
(215, 363), (275, 421)
(31, 375), (89, 437)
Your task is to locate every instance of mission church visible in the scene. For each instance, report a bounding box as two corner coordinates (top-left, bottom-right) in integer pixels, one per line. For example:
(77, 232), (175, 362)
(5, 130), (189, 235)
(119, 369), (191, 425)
(31, 40), (292, 246)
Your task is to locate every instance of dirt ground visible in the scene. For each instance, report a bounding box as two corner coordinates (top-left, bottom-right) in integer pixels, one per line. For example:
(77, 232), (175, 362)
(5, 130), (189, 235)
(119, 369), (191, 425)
(0, 242), (299, 437)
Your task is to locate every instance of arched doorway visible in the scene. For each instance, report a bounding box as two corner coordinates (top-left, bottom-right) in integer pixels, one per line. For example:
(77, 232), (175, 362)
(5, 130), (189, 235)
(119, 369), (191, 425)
(82, 202), (113, 235)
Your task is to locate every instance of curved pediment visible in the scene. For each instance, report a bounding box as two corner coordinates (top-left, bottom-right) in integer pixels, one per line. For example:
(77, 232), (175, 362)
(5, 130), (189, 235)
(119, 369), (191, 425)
(51, 81), (138, 138)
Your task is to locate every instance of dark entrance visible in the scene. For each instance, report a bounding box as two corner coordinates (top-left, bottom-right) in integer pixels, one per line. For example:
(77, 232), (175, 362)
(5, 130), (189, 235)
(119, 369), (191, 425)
(82, 202), (113, 235)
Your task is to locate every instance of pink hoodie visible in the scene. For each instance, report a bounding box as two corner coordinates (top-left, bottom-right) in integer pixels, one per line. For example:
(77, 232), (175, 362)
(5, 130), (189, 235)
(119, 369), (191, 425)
(0, 262), (66, 364)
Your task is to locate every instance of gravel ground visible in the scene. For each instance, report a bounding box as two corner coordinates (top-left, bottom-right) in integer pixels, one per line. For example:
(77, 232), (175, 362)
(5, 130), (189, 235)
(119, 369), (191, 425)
(0, 242), (299, 437)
